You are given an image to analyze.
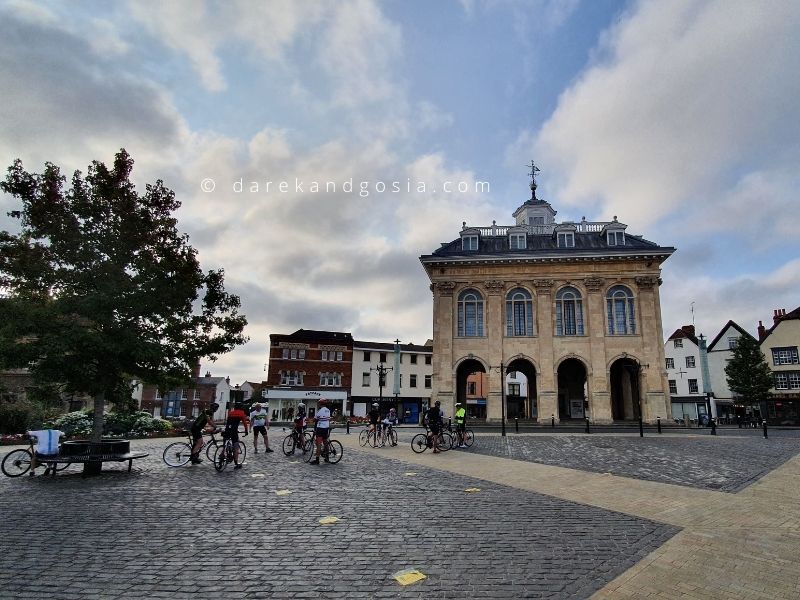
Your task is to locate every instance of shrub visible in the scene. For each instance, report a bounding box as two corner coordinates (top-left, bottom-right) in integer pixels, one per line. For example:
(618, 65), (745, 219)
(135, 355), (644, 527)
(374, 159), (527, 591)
(0, 401), (39, 434)
(49, 411), (93, 437)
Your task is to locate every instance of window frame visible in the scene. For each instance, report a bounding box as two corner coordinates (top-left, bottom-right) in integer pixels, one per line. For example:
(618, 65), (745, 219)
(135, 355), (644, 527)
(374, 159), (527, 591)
(668, 380), (678, 394)
(505, 287), (534, 337)
(666, 358), (675, 369)
(457, 289), (485, 337)
(607, 230), (625, 246)
(462, 235), (479, 251)
(555, 286), (584, 336)
(509, 233), (527, 250)
(686, 356), (696, 368)
(606, 285), (636, 335)
(688, 379), (699, 394)
(557, 232), (575, 248)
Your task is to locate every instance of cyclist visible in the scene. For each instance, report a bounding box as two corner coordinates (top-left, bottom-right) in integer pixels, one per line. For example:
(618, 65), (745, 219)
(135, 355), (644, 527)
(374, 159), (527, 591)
(382, 407), (399, 446)
(426, 400), (443, 453)
(250, 402), (273, 454)
(190, 402), (219, 464)
(289, 402), (307, 454)
(454, 402), (467, 448)
(368, 402), (381, 439)
(223, 402), (249, 469)
(310, 398), (331, 465)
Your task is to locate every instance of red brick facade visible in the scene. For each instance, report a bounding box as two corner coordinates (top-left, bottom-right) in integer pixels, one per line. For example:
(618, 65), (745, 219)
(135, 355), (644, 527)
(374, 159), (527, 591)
(267, 330), (353, 395)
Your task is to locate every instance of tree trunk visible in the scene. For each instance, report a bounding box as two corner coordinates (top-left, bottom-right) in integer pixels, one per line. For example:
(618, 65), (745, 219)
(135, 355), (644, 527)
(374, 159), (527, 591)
(84, 391), (106, 476)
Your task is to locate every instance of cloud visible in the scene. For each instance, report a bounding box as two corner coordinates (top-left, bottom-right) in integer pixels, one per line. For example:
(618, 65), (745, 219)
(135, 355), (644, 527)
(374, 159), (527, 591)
(524, 0), (800, 229)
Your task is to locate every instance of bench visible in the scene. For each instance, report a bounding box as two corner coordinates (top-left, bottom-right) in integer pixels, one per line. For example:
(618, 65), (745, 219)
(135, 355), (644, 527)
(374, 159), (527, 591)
(36, 439), (149, 476)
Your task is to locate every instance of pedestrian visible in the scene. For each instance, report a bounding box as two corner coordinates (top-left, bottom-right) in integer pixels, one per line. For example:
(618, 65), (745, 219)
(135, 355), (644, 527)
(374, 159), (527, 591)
(250, 402), (273, 453)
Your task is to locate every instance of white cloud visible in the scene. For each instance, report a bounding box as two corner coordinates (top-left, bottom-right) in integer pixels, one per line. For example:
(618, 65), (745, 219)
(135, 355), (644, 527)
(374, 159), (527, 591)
(528, 0), (800, 229)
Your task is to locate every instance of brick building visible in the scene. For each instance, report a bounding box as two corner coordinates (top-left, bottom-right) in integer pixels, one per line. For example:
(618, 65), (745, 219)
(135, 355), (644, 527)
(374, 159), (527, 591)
(139, 364), (231, 422)
(264, 329), (353, 420)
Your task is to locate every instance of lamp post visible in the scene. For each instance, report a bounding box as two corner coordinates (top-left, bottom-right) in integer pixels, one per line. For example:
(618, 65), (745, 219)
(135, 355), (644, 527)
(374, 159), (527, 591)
(489, 362), (507, 437)
(371, 363), (393, 407)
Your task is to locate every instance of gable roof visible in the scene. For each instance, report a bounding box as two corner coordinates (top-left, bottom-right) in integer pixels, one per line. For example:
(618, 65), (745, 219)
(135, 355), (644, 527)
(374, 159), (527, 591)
(760, 306), (800, 342)
(667, 325), (699, 346)
(707, 320), (755, 351)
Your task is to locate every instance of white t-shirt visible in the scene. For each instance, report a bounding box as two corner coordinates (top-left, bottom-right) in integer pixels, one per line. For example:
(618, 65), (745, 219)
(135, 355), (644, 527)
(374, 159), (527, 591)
(315, 407), (331, 429)
(28, 430), (63, 455)
(250, 408), (268, 428)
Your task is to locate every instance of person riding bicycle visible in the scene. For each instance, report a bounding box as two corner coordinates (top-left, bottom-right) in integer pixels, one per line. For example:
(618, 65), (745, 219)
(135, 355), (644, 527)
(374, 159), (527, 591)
(454, 402), (467, 448)
(426, 401), (443, 453)
(382, 407), (399, 446)
(190, 402), (219, 464)
(289, 402), (307, 452)
(310, 398), (332, 465)
(223, 402), (249, 469)
(368, 402), (381, 437)
(250, 401), (273, 454)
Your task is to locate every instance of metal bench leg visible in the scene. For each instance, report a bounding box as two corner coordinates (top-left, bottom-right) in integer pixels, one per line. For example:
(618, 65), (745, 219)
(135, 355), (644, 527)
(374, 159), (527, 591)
(128, 459), (133, 473)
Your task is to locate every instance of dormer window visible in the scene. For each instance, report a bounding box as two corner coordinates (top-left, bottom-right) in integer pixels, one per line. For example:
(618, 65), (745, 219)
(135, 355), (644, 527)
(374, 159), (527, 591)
(509, 233), (526, 249)
(462, 235), (478, 251)
(557, 232), (574, 248)
(607, 230), (625, 246)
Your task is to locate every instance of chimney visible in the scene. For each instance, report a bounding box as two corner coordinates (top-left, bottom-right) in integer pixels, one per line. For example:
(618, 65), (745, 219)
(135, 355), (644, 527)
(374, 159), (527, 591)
(774, 309), (785, 325)
(682, 325), (695, 338)
(757, 320), (766, 342)
(205, 371), (211, 378)
(192, 363), (201, 379)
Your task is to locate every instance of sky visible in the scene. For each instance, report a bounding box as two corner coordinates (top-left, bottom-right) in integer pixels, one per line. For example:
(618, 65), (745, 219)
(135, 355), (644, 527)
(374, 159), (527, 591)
(1, 0), (799, 384)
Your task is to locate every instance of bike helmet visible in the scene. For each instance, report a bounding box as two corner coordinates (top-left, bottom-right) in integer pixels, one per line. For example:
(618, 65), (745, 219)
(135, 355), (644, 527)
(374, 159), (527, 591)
(210, 403), (220, 411)
(455, 402), (462, 407)
(297, 402), (305, 408)
(435, 400), (441, 407)
(319, 398), (328, 405)
(372, 403), (379, 407)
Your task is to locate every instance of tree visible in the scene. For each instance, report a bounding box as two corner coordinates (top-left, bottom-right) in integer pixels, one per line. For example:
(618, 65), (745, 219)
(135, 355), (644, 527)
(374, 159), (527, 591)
(724, 334), (773, 412)
(0, 149), (248, 454)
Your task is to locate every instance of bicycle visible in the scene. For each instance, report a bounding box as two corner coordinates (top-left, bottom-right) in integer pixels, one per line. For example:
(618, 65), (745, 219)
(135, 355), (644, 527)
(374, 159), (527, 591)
(359, 424), (383, 448)
(381, 423), (398, 447)
(410, 426), (452, 454)
(162, 429), (246, 467)
(213, 431), (248, 472)
(2, 436), (71, 477)
(303, 431), (343, 464)
(448, 423), (474, 449)
(282, 428), (313, 456)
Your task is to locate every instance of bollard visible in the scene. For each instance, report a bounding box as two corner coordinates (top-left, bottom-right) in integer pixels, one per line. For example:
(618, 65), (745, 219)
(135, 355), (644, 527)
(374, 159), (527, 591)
(515, 417), (519, 433)
(551, 414), (555, 428)
(585, 417), (590, 434)
(763, 420), (768, 439)
(657, 416), (662, 434)
(639, 416), (644, 438)
(710, 419), (716, 436)
(346, 419), (350, 435)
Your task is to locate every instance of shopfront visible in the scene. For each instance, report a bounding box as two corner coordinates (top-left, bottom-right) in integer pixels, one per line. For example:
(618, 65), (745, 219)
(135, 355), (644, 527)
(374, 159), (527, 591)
(350, 396), (424, 424)
(264, 389), (348, 423)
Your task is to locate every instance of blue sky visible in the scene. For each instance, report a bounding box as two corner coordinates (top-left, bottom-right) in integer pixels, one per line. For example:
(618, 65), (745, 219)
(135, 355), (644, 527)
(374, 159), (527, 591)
(1, 0), (799, 383)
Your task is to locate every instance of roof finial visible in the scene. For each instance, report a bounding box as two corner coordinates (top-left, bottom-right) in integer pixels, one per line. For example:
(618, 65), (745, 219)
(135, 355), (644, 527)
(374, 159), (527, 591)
(526, 160), (540, 200)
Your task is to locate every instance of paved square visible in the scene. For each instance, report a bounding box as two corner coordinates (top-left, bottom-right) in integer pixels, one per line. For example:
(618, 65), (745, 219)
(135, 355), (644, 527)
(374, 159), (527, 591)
(0, 436), (677, 599)
(464, 431), (800, 492)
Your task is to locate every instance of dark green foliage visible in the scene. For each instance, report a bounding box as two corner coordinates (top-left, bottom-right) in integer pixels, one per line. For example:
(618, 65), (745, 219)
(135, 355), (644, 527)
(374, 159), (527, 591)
(724, 334), (773, 406)
(0, 149), (248, 440)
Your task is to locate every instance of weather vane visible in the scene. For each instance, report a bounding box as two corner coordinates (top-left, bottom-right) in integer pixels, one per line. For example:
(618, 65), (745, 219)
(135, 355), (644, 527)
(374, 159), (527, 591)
(526, 160), (540, 200)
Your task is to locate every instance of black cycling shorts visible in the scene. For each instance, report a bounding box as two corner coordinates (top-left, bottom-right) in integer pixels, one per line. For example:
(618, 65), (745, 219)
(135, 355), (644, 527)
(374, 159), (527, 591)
(223, 429), (239, 443)
(429, 423), (441, 435)
(191, 428), (203, 442)
(253, 425), (267, 436)
(315, 428), (330, 441)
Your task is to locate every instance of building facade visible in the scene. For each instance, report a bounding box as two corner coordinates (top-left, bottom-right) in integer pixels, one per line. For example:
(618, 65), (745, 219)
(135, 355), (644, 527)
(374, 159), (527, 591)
(139, 364), (231, 422)
(664, 325), (709, 423)
(350, 340), (432, 423)
(264, 329), (353, 420)
(758, 307), (800, 425)
(419, 176), (675, 424)
(706, 320), (753, 423)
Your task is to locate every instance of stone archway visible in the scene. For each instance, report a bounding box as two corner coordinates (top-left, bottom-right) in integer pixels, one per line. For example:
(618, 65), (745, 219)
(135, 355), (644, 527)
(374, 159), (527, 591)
(557, 358), (587, 420)
(456, 358), (487, 421)
(506, 357), (538, 421)
(610, 358), (641, 421)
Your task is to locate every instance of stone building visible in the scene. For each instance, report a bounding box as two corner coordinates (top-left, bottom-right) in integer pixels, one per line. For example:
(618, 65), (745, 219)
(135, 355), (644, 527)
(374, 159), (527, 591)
(419, 173), (675, 424)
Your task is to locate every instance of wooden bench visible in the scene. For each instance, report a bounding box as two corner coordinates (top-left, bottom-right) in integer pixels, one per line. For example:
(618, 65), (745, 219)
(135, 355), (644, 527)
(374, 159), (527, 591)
(36, 439), (149, 476)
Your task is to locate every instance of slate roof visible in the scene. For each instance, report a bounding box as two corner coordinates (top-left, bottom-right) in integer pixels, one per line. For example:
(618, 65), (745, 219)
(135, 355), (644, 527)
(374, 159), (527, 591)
(353, 340), (432, 352)
(270, 329), (354, 344)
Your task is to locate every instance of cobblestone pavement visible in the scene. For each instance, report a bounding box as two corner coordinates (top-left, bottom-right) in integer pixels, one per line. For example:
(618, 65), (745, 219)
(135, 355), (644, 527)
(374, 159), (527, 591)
(0, 436), (677, 600)
(450, 433), (800, 492)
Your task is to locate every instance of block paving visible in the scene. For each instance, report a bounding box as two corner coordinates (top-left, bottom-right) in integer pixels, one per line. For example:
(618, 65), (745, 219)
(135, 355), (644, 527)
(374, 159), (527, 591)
(1, 427), (799, 599)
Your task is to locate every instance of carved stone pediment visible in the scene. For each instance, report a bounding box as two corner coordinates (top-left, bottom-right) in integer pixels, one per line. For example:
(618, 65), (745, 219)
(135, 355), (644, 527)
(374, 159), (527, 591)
(584, 277), (605, 292)
(634, 276), (659, 289)
(484, 280), (505, 293)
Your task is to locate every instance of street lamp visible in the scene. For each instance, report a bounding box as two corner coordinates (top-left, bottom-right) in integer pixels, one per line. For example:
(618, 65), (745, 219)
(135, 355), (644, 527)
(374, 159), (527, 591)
(488, 362), (507, 437)
(371, 362), (393, 407)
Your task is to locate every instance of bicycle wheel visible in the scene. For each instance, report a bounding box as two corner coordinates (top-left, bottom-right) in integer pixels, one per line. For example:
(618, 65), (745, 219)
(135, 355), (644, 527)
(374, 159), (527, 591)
(213, 446), (227, 471)
(326, 440), (343, 464)
(358, 429), (368, 447)
(163, 442), (192, 467)
(438, 431), (453, 452)
(303, 444), (317, 463)
(282, 435), (296, 456)
(463, 430), (474, 448)
(388, 429), (398, 446)
(2, 449), (33, 477)
(302, 432), (314, 454)
(411, 434), (428, 454)
(205, 440), (220, 461)
(236, 441), (247, 463)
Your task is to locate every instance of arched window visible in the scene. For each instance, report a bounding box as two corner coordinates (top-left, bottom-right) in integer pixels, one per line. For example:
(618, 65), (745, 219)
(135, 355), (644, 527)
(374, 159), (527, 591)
(555, 286), (584, 336)
(457, 289), (484, 337)
(607, 285), (636, 334)
(506, 288), (534, 336)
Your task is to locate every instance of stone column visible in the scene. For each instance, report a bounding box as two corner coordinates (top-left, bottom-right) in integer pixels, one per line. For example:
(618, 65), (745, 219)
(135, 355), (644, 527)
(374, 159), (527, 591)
(534, 279), (557, 422)
(635, 275), (669, 422)
(432, 281), (455, 411)
(584, 276), (611, 422)
(484, 280), (505, 422)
